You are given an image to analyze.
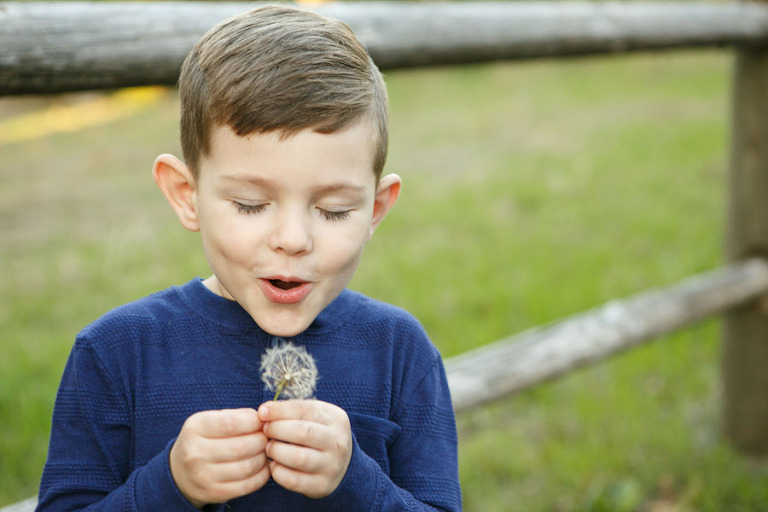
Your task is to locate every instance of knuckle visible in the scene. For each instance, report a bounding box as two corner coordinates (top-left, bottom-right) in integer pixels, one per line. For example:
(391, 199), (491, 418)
(339, 411), (351, 429)
(335, 431), (351, 455)
(180, 444), (203, 468)
(300, 422), (316, 443)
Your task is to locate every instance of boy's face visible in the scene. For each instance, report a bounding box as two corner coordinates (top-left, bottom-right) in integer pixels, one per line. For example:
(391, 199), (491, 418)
(183, 122), (397, 337)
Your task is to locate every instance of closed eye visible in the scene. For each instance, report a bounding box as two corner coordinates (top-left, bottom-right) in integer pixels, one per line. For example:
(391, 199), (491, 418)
(319, 209), (351, 222)
(234, 202), (268, 215)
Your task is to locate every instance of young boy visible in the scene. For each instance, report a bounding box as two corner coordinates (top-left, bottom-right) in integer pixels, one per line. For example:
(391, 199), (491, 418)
(36, 5), (461, 511)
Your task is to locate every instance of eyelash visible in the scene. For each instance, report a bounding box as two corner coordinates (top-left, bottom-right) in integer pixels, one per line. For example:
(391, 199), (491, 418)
(233, 202), (351, 222)
(234, 202), (267, 215)
(319, 209), (351, 222)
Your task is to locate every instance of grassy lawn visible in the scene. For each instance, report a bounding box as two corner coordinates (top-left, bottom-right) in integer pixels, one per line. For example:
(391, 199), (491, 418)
(3, 49), (768, 509)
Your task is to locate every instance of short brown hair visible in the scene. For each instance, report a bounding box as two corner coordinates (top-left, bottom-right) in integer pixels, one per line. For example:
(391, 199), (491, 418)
(178, 5), (388, 179)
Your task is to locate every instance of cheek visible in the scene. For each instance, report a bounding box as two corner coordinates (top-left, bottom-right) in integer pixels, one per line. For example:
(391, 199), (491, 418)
(199, 212), (261, 266)
(316, 223), (370, 274)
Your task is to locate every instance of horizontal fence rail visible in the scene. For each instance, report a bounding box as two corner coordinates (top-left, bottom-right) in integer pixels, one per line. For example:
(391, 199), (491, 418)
(446, 259), (768, 413)
(0, 498), (35, 512)
(2, 1), (768, 95)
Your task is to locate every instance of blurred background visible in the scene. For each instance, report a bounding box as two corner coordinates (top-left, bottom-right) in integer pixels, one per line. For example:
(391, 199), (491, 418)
(3, 1), (768, 510)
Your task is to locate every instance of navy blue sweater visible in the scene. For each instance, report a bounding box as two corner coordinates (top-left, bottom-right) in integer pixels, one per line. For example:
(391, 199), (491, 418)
(37, 279), (461, 511)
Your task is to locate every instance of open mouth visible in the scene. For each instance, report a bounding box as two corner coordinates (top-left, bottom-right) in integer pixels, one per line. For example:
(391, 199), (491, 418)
(269, 279), (304, 291)
(261, 278), (312, 304)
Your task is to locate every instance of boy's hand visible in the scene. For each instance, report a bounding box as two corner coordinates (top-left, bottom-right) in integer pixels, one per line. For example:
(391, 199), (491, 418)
(259, 400), (352, 499)
(170, 408), (270, 509)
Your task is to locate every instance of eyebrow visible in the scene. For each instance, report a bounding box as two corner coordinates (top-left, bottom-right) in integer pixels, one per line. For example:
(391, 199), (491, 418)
(219, 175), (369, 195)
(219, 175), (276, 188)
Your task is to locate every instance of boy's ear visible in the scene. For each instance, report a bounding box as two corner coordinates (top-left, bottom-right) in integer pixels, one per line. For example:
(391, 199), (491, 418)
(368, 173), (402, 240)
(152, 154), (200, 232)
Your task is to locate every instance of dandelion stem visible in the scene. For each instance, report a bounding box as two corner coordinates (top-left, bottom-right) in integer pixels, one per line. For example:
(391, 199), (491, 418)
(273, 379), (287, 401)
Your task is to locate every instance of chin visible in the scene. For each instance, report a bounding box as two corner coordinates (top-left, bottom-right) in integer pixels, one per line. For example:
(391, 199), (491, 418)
(263, 326), (307, 338)
(256, 316), (313, 338)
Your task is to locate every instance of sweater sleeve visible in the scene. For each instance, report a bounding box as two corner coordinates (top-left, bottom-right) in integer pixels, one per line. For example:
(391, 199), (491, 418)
(36, 338), (205, 512)
(311, 354), (463, 512)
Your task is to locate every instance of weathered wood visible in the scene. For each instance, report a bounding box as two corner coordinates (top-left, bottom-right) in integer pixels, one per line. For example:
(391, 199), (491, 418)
(722, 49), (768, 455)
(2, 1), (768, 95)
(446, 259), (768, 413)
(0, 498), (35, 512)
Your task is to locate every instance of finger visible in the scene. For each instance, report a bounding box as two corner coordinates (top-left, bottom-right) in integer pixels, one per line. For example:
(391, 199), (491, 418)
(170, 433), (270, 507)
(191, 408), (262, 439)
(259, 400), (337, 425)
(269, 460), (335, 499)
(266, 439), (324, 473)
(202, 462), (272, 504)
(205, 431), (268, 463)
(264, 418), (327, 448)
(206, 451), (270, 483)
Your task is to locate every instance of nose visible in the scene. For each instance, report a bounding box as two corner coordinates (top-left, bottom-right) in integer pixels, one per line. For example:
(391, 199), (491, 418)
(269, 207), (313, 255)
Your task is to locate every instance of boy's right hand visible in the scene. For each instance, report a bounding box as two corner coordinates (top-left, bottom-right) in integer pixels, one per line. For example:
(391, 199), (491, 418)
(170, 408), (270, 509)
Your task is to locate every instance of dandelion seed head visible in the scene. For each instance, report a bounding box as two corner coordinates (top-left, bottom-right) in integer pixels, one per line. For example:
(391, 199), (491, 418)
(260, 342), (318, 400)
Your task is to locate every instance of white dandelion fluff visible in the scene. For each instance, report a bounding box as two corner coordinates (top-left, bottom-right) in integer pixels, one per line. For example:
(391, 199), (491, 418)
(260, 342), (319, 401)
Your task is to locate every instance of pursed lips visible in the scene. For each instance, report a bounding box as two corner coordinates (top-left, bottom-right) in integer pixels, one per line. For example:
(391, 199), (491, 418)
(259, 276), (313, 304)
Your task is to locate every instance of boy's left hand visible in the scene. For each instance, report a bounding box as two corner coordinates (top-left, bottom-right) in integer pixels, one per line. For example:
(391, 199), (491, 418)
(258, 400), (352, 499)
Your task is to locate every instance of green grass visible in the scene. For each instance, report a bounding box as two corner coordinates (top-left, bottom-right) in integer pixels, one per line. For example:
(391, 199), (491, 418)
(3, 49), (768, 510)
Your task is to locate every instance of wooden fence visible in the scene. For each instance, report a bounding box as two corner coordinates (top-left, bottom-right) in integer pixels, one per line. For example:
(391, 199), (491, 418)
(3, 1), (768, 94)
(3, 1), (768, 510)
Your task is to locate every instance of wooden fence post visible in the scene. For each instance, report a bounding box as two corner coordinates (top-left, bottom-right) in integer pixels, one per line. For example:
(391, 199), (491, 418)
(722, 46), (768, 455)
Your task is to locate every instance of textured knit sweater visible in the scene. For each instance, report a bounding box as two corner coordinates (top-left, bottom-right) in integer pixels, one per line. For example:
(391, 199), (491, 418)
(37, 279), (462, 511)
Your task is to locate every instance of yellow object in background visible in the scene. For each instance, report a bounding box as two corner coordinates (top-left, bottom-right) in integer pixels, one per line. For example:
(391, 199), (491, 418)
(0, 86), (167, 146)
